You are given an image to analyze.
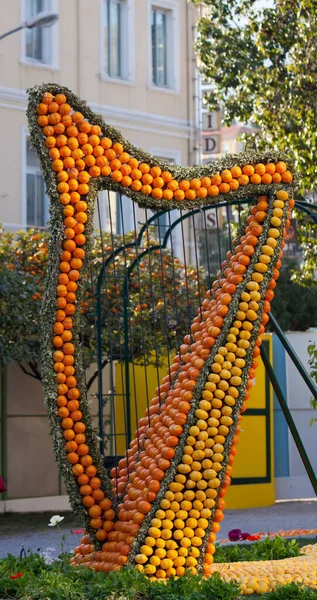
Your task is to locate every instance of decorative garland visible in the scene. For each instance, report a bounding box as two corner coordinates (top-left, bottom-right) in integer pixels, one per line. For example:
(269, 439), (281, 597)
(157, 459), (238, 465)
(27, 83), (295, 578)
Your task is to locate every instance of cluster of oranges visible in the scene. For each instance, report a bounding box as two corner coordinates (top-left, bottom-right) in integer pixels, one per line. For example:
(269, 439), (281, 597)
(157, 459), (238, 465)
(35, 89), (293, 577)
(69, 187), (292, 575)
(37, 91), (117, 540)
(36, 93), (292, 205)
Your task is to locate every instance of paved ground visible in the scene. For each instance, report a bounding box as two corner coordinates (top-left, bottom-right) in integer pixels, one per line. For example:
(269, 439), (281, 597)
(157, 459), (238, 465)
(0, 500), (316, 559)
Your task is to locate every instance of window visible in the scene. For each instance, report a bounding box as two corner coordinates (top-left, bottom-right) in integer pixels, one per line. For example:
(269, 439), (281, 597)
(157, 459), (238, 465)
(150, 2), (179, 90)
(104, 0), (122, 77)
(26, 138), (48, 228)
(23, 0), (57, 66)
(102, 0), (133, 80)
(152, 8), (168, 86)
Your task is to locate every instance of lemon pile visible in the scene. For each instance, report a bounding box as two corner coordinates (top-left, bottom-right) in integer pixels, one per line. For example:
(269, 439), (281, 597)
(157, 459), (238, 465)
(208, 543), (317, 595)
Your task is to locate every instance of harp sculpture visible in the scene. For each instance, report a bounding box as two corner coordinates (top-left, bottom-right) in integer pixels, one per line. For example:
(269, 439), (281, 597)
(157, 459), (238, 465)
(27, 84), (295, 578)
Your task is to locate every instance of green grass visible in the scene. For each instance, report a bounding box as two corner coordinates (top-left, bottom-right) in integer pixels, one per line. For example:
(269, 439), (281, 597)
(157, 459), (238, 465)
(0, 554), (240, 600)
(214, 536), (303, 563)
(0, 537), (316, 600)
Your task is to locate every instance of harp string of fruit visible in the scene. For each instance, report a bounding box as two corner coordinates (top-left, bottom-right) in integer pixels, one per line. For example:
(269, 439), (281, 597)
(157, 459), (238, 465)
(27, 84), (294, 578)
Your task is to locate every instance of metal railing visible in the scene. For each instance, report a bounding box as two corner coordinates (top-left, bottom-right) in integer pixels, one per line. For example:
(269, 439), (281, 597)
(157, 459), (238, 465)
(94, 197), (317, 493)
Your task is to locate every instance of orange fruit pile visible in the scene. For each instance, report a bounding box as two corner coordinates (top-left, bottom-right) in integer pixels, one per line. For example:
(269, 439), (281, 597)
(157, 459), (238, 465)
(34, 89), (294, 577)
(36, 92), (292, 207)
(69, 192), (292, 575)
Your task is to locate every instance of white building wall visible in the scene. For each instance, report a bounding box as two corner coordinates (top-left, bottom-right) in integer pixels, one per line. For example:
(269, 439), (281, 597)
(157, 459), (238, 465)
(275, 330), (317, 500)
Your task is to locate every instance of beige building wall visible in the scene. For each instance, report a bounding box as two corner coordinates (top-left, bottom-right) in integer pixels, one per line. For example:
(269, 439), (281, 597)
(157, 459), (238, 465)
(0, 0), (199, 509)
(1, 362), (110, 509)
(0, 0), (198, 232)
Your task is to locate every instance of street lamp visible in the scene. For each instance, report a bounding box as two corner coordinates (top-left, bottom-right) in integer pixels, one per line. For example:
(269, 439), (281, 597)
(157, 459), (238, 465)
(0, 11), (58, 41)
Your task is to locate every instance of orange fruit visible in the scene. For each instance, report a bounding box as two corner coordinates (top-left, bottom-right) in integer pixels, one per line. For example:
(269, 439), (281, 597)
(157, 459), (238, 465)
(238, 174), (249, 185)
(42, 92), (54, 104)
(48, 101), (59, 113)
(72, 112), (84, 124)
(122, 175), (132, 187)
(120, 164), (131, 176)
(111, 170), (123, 183)
(229, 179), (239, 191)
(250, 173), (261, 184)
(261, 173), (272, 184)
(207, 185), (219, 197)
(82, 495), (95, 508)
(275, 161), (287, 174)
(272, 172), (282, 183)
(282, 171), (293, 183)
(139, 162), (150, 174)
(55, 94), (67, 105)
(162, 170), (172, 182)
(113, 142), (123, 154)
(163, 189), (173, 200)
(265, 163), (276, 174)
(150, 166), (162, 178)
(255, 163), (266, 175)
(221, 169), (232, 183)
(167, 180), (179, 191)
(67, 452), (79, 464)
(80, 455), (93, 467)
(231, 165), (242, 178)
(179, 179), (190, 191)
(185, 189), (196, 200)
(141, 173), (153, 185)
(190, 178), (201, 190)
(48, 112), (61, 125)
(141, 184), (152, 195)
(219, 183), (230, 194)
(152, 188), (163, 199)
(174, 189), (185, 201)
(131, 168), (142, 180)
(242, 164), (254, 176)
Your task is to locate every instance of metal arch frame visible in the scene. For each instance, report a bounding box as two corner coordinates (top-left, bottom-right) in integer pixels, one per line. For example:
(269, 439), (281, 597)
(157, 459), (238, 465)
(94, 199), (317, 494)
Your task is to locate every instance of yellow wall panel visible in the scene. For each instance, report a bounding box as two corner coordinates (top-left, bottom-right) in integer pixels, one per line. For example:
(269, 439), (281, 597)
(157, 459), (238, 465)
(115, 335), (275, 508)
(115, 359), (169, 455)
(232, 416), (267, 478)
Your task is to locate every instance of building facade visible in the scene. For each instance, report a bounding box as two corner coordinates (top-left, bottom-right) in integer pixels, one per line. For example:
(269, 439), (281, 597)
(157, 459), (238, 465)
(0, 0), (198, 234)
(0, 0), (200, 511)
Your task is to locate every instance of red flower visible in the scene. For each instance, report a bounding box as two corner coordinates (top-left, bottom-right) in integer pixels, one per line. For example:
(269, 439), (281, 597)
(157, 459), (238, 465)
(10, 572), (23, 579)
(247, 535), (261, 541)
(71, 529), (84, 535)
